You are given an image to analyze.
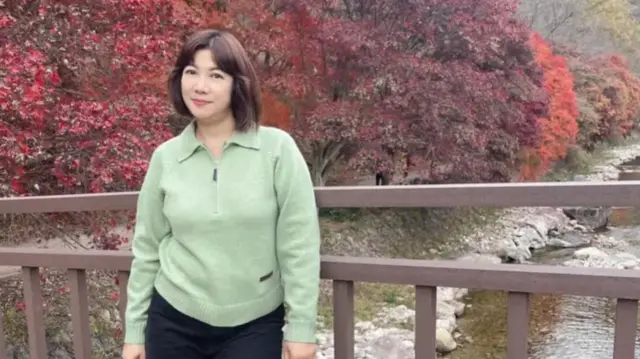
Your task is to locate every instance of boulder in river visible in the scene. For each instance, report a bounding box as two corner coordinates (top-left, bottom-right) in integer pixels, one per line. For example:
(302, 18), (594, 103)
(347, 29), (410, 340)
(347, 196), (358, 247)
(562, 206), (612, 231)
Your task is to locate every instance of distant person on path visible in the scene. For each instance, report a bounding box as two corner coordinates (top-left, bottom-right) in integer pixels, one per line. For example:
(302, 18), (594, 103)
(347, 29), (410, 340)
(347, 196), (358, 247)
(375, 170), (390, 185)
(374, 156), (389, 185)
(121, 29), (321, 359)
(402, 154), (410, 179)
(375, 171), (384, 185)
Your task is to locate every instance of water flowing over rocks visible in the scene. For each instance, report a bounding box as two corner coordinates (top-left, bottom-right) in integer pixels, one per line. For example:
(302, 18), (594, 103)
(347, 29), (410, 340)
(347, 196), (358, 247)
(462, 207), (586, 264)
(580, 139), (640, 181)
(564, 246), (640, 269)
(463, 140), (640, 263)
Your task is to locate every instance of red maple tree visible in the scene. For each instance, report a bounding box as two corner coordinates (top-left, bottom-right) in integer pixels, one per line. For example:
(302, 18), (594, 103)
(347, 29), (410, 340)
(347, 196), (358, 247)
(1, 0), (192, 197)
(210, 0), (547, 184)
(3, 0), (552, 192)
(0, 0), (205, 250)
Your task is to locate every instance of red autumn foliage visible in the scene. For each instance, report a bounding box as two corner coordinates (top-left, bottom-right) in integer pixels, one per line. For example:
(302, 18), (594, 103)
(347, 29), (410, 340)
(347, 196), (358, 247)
(1, 0), (550, 194)
(519, 32), (579, 180)
(4, 3), (640, 354)
(208, 0), (547, 184)
(4, 0), (640, 240)
(1, 0), (184, 198)
(261, 90), (292, 130)
(1, 0), (194, 250)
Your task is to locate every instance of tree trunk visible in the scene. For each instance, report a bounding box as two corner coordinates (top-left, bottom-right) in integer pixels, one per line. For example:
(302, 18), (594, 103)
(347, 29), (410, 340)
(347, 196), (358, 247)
(311, 168), (325, 187)
(308, 140), (345, 186)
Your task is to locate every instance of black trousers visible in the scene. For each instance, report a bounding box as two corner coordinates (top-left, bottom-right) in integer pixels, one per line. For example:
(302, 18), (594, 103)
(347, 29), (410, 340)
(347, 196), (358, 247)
(145, 289), (285, 359)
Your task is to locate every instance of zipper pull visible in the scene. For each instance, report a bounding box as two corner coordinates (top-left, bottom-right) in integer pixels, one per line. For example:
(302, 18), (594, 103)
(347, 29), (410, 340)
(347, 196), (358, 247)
(213, 168), (218, 182)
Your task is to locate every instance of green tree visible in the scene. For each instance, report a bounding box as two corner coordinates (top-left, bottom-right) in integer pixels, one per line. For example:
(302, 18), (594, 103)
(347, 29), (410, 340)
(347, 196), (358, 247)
(517, 0), (640, 72)
(584, 0), (640, 48)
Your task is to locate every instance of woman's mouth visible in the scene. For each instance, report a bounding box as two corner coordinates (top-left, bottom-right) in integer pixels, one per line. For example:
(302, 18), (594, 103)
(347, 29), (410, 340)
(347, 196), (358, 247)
(192, 99), (211, 107)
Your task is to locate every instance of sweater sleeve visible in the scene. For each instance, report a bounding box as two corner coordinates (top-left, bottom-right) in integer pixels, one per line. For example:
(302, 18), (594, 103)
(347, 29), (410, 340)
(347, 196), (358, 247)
(273, 132), (321, 344)
(124, 148), (171, 344)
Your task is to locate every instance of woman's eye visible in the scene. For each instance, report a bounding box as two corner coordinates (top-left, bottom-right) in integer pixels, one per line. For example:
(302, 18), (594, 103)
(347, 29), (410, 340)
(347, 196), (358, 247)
(212, 73), (224, 79)
(185, 69), (197, 75)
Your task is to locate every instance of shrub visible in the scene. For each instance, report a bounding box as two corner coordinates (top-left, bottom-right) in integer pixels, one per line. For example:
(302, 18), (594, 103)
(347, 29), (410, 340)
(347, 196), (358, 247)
(564, 51), (640, 149)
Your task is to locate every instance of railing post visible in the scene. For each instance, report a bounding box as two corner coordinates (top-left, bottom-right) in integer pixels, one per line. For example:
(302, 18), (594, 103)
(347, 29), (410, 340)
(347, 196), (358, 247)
(0, 311), (7, 359)
(117, 271), (130, 337)
(506, 292), (530, 359)
(68, 269), (92, 359)
(333, 280), (354, 359)
(415, 286), (437, 359)
(613, 298), (639, 359)
(22, 267), (47, 359)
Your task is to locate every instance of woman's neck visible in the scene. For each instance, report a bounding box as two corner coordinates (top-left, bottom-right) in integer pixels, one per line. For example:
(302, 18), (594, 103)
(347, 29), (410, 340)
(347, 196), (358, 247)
(195, 116), (235, 143)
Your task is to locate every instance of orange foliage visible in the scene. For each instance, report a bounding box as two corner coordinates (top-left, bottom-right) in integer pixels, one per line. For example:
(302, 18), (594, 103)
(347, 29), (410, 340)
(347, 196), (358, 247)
(594, 54), (640, 138)
(261, 90), (292, 130)
(520, 32), (579, 180)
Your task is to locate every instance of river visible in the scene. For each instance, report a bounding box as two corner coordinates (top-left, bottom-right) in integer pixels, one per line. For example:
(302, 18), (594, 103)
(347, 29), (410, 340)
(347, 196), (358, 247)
(527, 221), (640, 359)
(445, 144), (640, 359)
(313, 145), (640, 359)
(449, 209), (640, 359)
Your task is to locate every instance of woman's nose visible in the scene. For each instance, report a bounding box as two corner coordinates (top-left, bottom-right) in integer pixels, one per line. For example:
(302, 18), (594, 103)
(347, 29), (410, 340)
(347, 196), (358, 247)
(193, 76), (209, 93)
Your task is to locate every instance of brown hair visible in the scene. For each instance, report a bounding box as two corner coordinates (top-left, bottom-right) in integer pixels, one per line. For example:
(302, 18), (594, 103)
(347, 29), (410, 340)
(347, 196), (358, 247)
(168, 29), (262, 132)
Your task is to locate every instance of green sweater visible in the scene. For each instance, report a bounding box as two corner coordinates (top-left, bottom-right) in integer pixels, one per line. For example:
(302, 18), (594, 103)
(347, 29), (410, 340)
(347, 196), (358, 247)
(124, 121), (321, 344)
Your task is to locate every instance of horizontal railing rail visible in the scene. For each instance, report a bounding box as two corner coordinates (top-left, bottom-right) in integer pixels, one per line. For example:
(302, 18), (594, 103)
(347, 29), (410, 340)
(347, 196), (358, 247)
(3, 181), (640, 214)
(2, 248), (640, 298)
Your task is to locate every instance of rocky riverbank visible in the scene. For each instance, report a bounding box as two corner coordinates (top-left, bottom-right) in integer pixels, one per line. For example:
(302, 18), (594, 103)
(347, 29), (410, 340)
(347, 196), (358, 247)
(313, 209), (599, 359)
(315, 137), (640, 359)
(316, 286), (467, 359)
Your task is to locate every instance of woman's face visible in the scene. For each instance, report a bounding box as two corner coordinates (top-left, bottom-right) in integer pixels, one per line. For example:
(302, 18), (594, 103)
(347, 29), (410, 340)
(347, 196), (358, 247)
(180, 49), (234, 123)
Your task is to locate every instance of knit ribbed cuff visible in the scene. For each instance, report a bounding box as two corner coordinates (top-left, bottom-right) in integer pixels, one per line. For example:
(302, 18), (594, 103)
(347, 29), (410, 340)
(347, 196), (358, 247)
(284, 321), (317, 343)
(124, 323), (146, 344)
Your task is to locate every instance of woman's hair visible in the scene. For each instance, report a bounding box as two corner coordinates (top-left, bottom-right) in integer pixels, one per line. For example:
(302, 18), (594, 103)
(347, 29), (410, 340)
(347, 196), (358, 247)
(168, 29), (262, 132)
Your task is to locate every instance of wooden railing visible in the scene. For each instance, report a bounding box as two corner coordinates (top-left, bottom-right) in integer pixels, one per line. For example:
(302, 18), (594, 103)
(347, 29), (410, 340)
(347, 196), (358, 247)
(1, 181), (640, 359)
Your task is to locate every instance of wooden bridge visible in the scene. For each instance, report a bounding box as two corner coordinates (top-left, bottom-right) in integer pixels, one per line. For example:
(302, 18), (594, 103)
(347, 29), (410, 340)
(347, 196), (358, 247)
(1, 181), (640, 359)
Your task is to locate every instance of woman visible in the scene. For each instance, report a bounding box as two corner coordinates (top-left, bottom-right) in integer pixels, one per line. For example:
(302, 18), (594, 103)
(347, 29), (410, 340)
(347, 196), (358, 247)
(121, 29), (321, 359)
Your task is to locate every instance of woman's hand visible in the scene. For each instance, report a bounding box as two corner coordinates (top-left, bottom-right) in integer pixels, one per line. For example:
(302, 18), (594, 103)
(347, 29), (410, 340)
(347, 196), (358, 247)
(122, 343), (145, 359)
(283, 341), (317, 359)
